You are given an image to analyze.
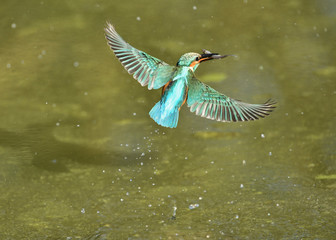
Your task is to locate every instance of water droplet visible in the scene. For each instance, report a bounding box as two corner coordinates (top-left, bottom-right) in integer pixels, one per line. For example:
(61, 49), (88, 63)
(189, 203), (199, 210)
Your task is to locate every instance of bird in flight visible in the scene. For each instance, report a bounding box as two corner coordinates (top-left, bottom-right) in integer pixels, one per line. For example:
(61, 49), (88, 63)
(105, 23), (276, 128)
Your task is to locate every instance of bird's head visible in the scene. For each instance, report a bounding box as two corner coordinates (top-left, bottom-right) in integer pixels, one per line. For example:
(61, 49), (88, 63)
(176, 49), (234, 71)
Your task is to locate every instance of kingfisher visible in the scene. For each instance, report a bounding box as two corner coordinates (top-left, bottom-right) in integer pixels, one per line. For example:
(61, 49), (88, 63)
(105, 23), (276, 128)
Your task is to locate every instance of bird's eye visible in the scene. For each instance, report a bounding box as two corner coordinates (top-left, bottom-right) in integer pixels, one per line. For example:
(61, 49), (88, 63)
(195, 57), (199, 61)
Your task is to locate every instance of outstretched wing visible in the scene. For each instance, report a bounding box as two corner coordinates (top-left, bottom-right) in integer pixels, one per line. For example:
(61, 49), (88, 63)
(187, 77), (276, 122)
(105, 22), (175, 90)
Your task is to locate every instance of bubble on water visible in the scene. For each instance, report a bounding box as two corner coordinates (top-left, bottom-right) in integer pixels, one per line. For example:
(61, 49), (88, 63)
(242, 160), (246, 165)
(56, 122), (60, 126)
(6, 63), (11, 69)
(235, 214), (239, 219)
(259, 65), (264, 70)
(193, 6), (197, 10)
(11, 23), (16, 29)
(240, 184), (244, 188)
(81, 208), (85, 213)
(136, 16), (141, 21)
(73, 61), (79, 67)
(261, 133), (265, 138)
(269, 152), (272, 156)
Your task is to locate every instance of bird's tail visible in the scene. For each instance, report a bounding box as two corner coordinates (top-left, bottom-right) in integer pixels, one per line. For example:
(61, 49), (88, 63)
(149, 101), (179, 128)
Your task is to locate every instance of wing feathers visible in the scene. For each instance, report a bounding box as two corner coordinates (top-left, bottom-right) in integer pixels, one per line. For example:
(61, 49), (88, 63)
(105, 22), (175, 89)
(187, 77), (276, 122)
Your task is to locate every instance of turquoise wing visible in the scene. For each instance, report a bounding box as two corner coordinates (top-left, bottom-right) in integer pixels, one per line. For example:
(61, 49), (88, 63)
(187, 77), (276, 122)
(105, 23), (175, 90)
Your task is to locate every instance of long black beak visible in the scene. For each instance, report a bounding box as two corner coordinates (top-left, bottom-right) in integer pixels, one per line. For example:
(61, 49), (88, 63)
(199, 49), (235, 62)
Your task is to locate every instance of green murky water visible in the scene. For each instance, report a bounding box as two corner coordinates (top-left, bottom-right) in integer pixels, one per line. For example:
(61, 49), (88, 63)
(1, 0), (335, 239)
